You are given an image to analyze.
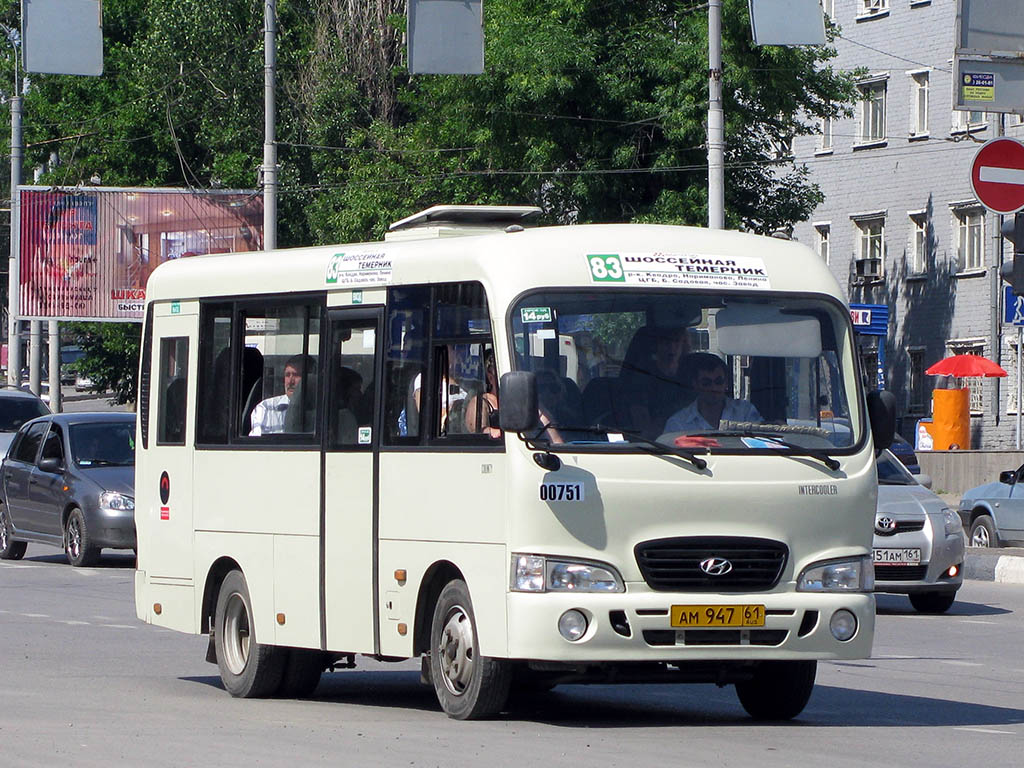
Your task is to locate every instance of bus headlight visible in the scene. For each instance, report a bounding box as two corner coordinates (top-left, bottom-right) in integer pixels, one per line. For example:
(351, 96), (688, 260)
(797, 556), (873, 592)
(511, 554), (624, 593)
(100, 491), (135, 512)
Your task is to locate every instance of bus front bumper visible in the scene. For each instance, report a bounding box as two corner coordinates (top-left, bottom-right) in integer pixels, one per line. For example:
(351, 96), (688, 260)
(506, 586), (874, 663)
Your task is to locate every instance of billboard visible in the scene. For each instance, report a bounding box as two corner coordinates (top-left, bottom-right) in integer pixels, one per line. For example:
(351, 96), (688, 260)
(19, 187), (263, 321)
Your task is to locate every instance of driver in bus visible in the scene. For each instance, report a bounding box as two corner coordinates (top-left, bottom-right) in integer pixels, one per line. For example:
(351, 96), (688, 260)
(662, 352), (761, 433)
(249, 354), (315, 436)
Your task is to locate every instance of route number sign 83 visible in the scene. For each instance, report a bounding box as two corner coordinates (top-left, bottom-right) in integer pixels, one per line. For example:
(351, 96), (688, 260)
(587, 254), (626, 282)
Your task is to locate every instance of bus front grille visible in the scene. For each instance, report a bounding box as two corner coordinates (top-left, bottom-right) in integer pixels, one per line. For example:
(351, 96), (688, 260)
(634, 536), (788, 591)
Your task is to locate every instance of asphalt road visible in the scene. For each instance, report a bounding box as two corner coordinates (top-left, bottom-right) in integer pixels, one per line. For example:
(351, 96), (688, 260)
(1, 554), (1022, 768)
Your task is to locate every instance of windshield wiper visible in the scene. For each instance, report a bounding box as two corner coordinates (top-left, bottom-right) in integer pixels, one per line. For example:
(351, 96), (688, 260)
(526, 423), (708, 470)
(697, 430), (840, 471)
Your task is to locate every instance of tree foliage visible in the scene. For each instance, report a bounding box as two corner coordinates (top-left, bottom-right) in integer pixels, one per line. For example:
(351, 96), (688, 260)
(64, 322), (141, 405)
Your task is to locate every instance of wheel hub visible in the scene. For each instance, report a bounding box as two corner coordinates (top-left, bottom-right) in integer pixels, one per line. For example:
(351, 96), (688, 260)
(0, 509), (9, 550)
(971, 526), (990, 547)
(66, 518), (81, 559)
(222, 592), (251, 676)
(438, 605), (475, 696)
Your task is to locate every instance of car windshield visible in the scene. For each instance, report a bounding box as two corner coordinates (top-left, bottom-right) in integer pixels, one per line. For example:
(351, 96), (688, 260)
(0, 396), (50, 432)
(510, 290), (861, 453)
(70, 422), (136, 467)
(876, 449), (917, 486)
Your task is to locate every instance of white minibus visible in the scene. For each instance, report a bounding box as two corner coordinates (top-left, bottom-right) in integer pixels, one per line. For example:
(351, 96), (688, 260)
(135, 205), (895, 720)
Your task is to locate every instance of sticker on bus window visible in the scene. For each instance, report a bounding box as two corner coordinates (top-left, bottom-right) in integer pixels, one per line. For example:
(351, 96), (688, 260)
(539, 481), (584, 502)
(520, 307), (552, 323)
(358, 427), (372, 444)
(585, 252), (771, 290)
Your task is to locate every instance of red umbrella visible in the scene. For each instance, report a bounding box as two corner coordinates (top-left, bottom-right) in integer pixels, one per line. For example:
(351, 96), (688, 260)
(925, 354), (1007, 378)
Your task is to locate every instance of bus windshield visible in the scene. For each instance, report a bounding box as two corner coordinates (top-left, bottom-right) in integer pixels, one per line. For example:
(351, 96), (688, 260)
(510, 290), (861, 452)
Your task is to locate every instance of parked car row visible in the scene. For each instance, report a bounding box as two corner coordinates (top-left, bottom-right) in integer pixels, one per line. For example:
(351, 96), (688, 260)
(0, 411), (136, 566)
(958, 467), (1024, 549)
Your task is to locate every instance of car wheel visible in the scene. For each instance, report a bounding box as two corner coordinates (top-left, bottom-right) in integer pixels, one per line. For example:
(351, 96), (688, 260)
(0, 505), (27, 560)
(429, 579), (512, 719)
(214, 570), (285, 698)
(735, 660), (817, 720)
(276, 648), (326, 698)
(909, 591), (956, 614)
(64, 508), (99, 567)
(969, 514), (1000, 548)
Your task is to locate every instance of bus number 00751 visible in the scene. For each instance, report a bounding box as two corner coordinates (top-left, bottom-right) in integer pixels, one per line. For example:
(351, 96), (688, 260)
(539, 482), (584, 502)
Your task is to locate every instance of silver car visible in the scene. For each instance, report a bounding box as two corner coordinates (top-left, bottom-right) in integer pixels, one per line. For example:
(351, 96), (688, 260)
(958, 466), (1024, 548)
(873, 450), (964, 613)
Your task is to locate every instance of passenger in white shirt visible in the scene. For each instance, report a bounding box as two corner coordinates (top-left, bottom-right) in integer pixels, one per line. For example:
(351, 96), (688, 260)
(249, 354), (312, 436)
(663, 353), (761, 434)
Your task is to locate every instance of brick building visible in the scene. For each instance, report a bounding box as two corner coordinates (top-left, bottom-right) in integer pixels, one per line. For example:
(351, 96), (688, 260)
(791, 0), (1024, 448)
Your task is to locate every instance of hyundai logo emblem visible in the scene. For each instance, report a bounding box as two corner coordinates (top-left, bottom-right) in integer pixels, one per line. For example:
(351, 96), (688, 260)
(699, 557), (733, 576)
(875, 515), (896, 534)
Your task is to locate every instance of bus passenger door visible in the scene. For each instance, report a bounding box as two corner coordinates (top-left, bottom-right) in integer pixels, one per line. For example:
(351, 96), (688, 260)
(140, 307), (197, 581)
(322, 308), (381, 654)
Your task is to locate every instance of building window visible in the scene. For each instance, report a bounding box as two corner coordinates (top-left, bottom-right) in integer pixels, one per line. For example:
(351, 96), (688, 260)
(952, 109), (985, 133)
(948, 342), (985, 413)
(908, 348), (926, 414)
(910, 72), (929, 136)
(859, 0), (888, 16)
(909, 212), (928, 274)
(858, 80), (887, 144)
(956, 208), (984, 272)
(855, 217), (885, 280)
(822, 0), (835, 20)
(815, 224), (830, 265)
(819, 116), (833, 152)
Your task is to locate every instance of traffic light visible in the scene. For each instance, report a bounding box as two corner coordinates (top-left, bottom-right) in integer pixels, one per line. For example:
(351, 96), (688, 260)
(1000, 213), (1024, 293)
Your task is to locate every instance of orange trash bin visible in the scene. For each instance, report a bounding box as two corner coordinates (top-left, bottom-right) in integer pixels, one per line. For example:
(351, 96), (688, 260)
(927, 387), (970, 450)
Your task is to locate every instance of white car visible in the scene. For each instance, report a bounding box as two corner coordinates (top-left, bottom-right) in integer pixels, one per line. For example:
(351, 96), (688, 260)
(873, 449), (964, 613)
(74, 373), (94, 392)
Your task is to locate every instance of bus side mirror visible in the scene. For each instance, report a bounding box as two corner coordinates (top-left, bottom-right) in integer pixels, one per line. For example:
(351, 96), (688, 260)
(867, 390), (896, 451)
(499, 371), (538, 433)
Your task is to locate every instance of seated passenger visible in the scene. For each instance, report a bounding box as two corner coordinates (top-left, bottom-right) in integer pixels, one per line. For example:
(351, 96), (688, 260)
(619, 326), (692, 437)
(663, 353), (761, 433)
(249, 354), (315, 436)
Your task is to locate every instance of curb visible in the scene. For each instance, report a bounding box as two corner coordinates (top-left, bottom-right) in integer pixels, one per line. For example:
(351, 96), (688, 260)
(964, 548), (1024, 583)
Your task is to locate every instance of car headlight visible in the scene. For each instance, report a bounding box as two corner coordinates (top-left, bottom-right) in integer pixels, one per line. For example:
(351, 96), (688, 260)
(100, 491), (135, 512)
(511, 554), (624, 593)
(942, 507), (962, 537)
(797, 556), (873, 592)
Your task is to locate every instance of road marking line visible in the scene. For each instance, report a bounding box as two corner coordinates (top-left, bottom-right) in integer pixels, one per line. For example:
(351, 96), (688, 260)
(21, 613), (49, 618)
(961, 620), (996, 625)
(101, 624), (136, 629)
(940, 660), (983, 667)
(61, 620), (90, 626)
(956, 727), (1015, 735)
(980, 166), (1024, 186)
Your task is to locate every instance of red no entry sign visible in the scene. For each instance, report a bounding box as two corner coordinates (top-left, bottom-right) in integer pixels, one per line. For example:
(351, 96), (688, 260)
(971, 137), (1024, 215)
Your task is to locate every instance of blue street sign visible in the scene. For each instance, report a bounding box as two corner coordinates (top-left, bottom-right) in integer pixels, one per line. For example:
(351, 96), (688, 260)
(1005, 285), (1024, 325)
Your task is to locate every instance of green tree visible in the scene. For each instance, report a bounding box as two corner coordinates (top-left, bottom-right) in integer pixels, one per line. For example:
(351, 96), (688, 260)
(64, 322), (141, 405)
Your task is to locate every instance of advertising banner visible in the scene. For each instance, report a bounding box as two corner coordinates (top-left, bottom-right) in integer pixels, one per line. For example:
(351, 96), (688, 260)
(19, 187), (263, 321)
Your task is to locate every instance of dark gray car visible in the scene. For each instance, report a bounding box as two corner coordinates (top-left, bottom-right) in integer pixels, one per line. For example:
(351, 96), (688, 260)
(0, 412), (135, 566)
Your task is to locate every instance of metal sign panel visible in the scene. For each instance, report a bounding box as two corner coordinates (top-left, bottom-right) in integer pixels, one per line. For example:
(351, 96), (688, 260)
(850, 303), (888, 336)
(408, 0), (484, 75)
(19, 187), (263, 321)
(22, 0), (104, 76)
(954, 0), (1024, 114)
(748, 0), (826, 46)
(1004, 285), (1024, 325)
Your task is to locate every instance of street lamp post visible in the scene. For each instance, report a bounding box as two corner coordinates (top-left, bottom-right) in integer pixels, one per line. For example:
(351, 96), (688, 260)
(4, 24), (20, 386)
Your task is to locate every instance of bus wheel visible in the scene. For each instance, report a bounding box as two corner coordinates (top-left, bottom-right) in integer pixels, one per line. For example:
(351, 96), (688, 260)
(0, 506), (27, 560)
(735, 660), (816, 720)
(429, 579), (511, 719)
(214, 570), (285, 698)
(277, 649), (326, 698)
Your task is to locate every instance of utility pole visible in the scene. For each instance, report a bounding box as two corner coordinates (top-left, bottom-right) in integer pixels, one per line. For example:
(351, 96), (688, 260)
(6, 26), (20, 386)
(707, 0), (725, 230)
(263, 0), (277, 251)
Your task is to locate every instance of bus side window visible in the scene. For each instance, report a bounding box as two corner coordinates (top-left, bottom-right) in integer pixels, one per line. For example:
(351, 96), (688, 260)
(383, 286), (429, 443)
(157, 337), (189, 445)
(197, 304), (232, 445)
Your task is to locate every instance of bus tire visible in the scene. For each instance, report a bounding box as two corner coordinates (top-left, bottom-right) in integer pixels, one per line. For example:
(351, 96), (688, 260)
(0, 505), (27, 560)
(214, 570), (285, 698)
(735, 660), (816, 720)
(65, 508), (99, 567)
(277, 648), (325, 698)
(429, 579), (511, 719)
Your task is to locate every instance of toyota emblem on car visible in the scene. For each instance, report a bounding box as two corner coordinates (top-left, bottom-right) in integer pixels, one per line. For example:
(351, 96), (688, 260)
(875, 515), (896, 534)
(699, 557), (733, 576)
